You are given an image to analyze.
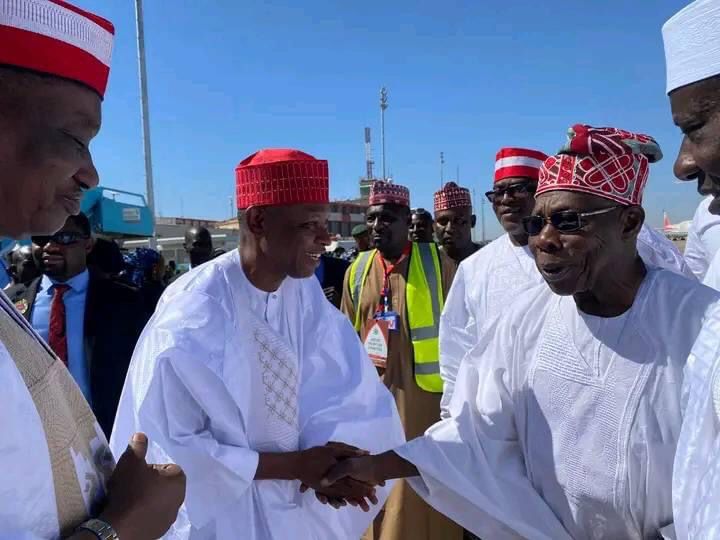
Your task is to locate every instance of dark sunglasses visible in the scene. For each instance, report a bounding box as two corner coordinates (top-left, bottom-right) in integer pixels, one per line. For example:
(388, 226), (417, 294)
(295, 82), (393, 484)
(485, 182), (535, 203)
(32, 231), (90, 246)
(522, 206), (621, 236)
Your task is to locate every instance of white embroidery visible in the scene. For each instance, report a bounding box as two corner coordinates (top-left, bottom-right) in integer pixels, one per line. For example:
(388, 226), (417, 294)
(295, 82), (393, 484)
(255, 330), (298, 428)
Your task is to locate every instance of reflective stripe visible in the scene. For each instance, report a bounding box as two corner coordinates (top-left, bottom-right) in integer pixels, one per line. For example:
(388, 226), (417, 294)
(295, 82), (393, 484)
(413, 243), (441, 339)
(414, 361), (440, 375)
(350, 250), (375, 330)
(411, 325), (436, 341)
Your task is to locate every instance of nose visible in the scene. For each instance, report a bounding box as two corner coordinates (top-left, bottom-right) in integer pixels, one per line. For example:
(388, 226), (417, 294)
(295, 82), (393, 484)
(673, 136), (701, 182)
(75, 153), (100, 190)
(533, 221), (562, 253)
(369, 217), (383, 232)
(317, 225), (332, 247)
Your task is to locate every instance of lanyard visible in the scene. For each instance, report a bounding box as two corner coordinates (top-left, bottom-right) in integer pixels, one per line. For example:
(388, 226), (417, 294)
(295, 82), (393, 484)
(376, 243), (411, 314)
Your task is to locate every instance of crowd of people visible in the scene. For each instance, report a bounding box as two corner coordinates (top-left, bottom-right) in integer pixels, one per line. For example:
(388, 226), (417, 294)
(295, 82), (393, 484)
(3, 0), (720, 539)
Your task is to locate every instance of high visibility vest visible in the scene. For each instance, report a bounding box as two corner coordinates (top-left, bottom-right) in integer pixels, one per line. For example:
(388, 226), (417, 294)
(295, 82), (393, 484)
(348, 243), (444, 393)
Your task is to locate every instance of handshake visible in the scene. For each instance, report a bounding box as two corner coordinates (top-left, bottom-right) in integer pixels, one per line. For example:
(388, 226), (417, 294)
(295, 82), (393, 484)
(294, 441), (387, 512)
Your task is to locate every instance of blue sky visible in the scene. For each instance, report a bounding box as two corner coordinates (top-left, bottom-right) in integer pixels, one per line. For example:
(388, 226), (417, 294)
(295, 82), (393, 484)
(77, 0), (698, 239)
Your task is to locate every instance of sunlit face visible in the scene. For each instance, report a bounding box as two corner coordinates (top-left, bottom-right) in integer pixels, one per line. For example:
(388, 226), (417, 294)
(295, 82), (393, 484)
(433, 207), (475, 252)
(0, 71), (101, 237)
(670, 76), (720, 214)
(367, 204), (411, 255)
(528, 191), (638, 296)
(260, 204), (331, 278)
(488, 177), (537, 235)
(34, 217), (92, 282)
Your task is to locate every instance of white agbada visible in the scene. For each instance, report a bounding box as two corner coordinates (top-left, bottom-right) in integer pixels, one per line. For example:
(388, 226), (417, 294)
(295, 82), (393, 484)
(111, 250), (405, 540)
(685, 196), (720, 281)
(439, 225), (694, 417)
(399, 268), (719, 539)
(673, 303), (720, 540)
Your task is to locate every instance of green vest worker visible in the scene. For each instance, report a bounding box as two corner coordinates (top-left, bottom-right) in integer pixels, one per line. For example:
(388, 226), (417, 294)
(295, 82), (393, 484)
(341, 180), (461, 540)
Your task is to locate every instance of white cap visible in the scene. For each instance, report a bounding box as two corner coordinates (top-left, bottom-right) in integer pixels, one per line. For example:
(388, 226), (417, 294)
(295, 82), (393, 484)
(663, 0), (720, 94)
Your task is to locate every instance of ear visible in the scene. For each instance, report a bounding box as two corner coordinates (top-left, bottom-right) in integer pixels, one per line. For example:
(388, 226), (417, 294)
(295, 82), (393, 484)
(471, 214), (477, 228)
(245, 207), (266, 236)
(620, 206), (644, 241)
(85, 237), (94, 256)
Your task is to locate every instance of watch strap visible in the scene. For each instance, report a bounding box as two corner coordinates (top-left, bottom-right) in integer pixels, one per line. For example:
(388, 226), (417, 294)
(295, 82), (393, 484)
(76, 518), (120, 540)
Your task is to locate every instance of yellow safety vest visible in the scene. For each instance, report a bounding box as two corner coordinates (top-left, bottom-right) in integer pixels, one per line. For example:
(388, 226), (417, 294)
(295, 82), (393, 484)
(348, 243), (444, 393)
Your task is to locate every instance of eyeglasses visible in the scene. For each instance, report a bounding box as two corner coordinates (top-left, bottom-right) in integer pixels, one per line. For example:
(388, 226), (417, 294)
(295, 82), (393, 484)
(32, 231), (90, 246)
(485, 182), (535, 203)
(521, 206), (622, 236)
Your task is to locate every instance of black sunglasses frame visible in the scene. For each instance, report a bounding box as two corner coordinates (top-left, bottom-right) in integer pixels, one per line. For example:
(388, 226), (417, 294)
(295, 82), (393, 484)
(522, 206), (622, 236)
(485, 182), (535, 203)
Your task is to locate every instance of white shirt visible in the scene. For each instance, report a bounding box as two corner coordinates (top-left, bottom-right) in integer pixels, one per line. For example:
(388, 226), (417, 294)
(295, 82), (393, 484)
(110, 250), (405, 540)
(439, 224), (694, 418)
(685, 196), (720, 280)
(399, 269), (718, 539)
(673, 302), (720, 539)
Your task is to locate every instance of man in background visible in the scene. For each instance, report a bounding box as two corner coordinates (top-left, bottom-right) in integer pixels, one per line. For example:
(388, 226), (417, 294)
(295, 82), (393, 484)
(6, 214), (147, 437)
(7, 244), (42, 287)
(433, 182), (481, 264)
(352, 224), (371, 254)
(409, 208), (434, 243)
(184, 225), (214, 269)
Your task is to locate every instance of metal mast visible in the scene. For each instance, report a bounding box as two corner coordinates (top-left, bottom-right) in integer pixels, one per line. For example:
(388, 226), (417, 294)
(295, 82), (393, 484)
(380, 87), (388, 181)
(440, 152), (445, 186)
(134, 0), (157, 248)
(364, 127), (374, 180)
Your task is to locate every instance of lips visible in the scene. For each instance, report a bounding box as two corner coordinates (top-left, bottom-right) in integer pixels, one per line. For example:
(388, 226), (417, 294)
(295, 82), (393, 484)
(61, 193), (82, 215)
(306, 252), (322, 262)
(538, 263), (573, 283)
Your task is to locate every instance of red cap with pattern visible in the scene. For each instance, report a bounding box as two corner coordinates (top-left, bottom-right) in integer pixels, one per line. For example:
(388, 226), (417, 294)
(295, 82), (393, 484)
(494, 147), (548, 183)
(0, 0), (115, 97)
(235, 148), (329, 210)
(537, 124), (663, 206)
(368, 180), (410, 207)
(434, 182), (472, 212)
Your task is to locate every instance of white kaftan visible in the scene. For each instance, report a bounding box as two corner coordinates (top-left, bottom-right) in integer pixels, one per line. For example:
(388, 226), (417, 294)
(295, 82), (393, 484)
(439, 225), (694, 418)
(673, 303), (720, 539)
(401, 269), (718, 539)
(111, 250), (405, 540)
(685, 196), (720, 280)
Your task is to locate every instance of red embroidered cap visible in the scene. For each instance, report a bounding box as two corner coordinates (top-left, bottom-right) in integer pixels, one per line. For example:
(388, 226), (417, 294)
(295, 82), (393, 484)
(235, 148), (329, 210)
(0, 0), (115, 97)
(434, 182), (472, 212)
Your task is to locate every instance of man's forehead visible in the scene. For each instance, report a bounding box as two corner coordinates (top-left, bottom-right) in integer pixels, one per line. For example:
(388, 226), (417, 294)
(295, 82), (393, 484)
(533, 190), (614, 212)
(494, 177), (535, 189)
(670, 78), (720, 124)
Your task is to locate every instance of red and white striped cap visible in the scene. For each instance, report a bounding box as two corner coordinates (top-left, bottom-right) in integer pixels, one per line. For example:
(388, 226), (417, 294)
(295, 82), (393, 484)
(0, 0), (115, 97)
(494, 147), (548, 184)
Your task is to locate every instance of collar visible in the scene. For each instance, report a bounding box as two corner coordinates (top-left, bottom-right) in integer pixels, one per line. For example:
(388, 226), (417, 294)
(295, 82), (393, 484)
(43, 269), (90, 294)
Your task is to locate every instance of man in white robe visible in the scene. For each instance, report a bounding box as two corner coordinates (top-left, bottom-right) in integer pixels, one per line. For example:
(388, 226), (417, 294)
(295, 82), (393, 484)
(440, 147), (694, 417)
(111, 148), (405, 539)
(321, 125), (719, 539)
(663, 2), (720, 537)
(685, 196), (720, 280)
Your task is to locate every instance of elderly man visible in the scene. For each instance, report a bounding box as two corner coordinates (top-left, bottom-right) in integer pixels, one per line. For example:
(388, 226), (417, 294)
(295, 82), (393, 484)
(433, 182), (481, 264)
(341, 181), (462, 540)
(662, 2), (720, 537)
(112, 148), (404, 539)
(439, 146), (695, 418)
(0, 1), (184, 538)
(323, 125), (719, 539)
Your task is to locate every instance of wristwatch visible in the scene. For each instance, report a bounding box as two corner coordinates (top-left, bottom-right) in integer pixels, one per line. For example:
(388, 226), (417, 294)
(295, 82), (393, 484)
(75, 518), (120, 540)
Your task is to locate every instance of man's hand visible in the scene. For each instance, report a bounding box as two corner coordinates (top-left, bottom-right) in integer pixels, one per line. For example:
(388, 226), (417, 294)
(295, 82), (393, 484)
(321, 455), (384, 489)
(99, 433), (186, 540)
(293, 441), (368, 491)
(301, 477), (380, 512)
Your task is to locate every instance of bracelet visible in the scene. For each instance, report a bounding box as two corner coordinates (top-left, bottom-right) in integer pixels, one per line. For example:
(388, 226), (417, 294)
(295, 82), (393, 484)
(75, 518), (120, 540)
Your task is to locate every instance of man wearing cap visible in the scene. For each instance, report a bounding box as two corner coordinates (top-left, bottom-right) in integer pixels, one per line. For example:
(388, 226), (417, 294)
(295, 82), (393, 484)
(433, 182), (481, 264)
(112, 148), (405, 539)
(662, 2), (720, 537)
(439, 147), (693, 419)
(352, 224), (371, 254)
(0, 1), (186, 539)
(341, 181), (462, 540)
(325, 125), (718, 539)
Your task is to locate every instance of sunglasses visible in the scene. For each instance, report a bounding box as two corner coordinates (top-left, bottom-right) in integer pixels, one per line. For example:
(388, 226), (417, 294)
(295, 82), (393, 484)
(32, 231), (90, 246)
(485, 182), (535, 203)
(522, 206), (621, 236)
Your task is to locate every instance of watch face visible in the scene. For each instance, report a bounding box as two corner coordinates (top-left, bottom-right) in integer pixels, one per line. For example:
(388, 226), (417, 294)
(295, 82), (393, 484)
(79, 519), (119, 540)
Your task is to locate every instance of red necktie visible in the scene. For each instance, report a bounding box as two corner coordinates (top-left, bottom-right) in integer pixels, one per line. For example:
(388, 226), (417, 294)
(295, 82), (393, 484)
(48, 284), (70, 366)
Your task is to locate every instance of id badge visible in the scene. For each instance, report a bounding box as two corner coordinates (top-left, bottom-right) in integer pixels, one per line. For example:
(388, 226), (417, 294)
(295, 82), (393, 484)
(362, 318), (390, 369)
(375, 310), (399, 331)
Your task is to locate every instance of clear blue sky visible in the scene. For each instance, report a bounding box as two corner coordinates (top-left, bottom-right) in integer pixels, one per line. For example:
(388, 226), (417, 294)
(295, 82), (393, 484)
(77, 0), (698, 239)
